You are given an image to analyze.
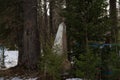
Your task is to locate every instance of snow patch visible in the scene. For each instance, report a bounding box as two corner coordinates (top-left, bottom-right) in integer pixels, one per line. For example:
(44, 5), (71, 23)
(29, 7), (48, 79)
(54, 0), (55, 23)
(0, 77), (38, 80)
(0, 50), (18, 68)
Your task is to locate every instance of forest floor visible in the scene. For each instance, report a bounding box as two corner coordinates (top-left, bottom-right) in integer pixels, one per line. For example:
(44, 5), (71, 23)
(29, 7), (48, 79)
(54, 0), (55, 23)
(0, 68), (39, 77)
(0, 67), (47, 80)
(0, 52), (55, 80)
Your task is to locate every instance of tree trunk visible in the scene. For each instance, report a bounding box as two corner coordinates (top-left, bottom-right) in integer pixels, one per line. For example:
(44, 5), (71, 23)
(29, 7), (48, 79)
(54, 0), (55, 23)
(22, 0), (40, 69)
(17, 28), (24, 67)
(49, 0), (62, 38)
(43, 0), (50, 46)
(110, 0), (117, 43)
(101, 1), (117, 80)
(15, 0), (24, 67)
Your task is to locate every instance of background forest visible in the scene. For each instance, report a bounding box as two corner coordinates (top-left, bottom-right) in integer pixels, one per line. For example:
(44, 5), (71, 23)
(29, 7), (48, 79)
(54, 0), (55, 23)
(0, 0), (120, 80)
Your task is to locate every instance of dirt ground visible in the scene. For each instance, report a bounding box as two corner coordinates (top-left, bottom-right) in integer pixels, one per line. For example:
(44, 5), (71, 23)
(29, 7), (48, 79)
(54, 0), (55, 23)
(0, 67), (53, 80)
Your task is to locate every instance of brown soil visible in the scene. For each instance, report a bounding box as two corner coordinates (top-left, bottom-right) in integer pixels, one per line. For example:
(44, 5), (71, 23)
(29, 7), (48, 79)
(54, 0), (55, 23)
(0, 67), (41, 78)
(0, 67), (54, 80)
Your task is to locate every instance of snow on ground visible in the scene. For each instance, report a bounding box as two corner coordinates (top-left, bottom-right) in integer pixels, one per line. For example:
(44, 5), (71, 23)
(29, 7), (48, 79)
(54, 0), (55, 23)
(4, 50), (18, 68)
(0, 50), (83, 80)
(0, 50), (39, 80)
(0, 50), (18, 68)
(66, 78), (82, 80)
(0, 77), (38, 80)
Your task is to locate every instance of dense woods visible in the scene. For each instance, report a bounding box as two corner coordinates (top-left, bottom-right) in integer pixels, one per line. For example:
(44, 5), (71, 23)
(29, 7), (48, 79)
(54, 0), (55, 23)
(0, 0), (120, 80)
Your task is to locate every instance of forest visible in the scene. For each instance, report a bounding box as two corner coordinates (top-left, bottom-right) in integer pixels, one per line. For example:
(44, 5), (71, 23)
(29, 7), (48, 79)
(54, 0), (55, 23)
(0, 0), (120, 80)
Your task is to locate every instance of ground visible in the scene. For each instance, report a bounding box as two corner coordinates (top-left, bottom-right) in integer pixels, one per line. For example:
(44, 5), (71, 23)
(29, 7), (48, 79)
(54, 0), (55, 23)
(0, 50), (56, 80)
(0, 67), (41, 80)
(0, 66), (55, 80)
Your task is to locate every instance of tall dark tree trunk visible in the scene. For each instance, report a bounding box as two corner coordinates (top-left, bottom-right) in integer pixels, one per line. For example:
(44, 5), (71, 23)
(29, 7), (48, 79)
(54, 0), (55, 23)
(44, 0), (50, 46)
(17, 28), (24, 67)
(49, 0), (55, 38)
(49, 0), (62, 39)
(21, 0), (40, 69)
(101, 1), (117, 80)
(110, 0), (117, 43)
(14, 0), (24, 67)
(65, 0), (71, 53)
(39, 0), (51, 51)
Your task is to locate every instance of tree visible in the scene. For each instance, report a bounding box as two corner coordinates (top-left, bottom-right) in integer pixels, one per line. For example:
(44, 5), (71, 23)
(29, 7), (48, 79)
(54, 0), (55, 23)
(0, 0), (23, 49)
(19, 0), (40, 69)
(64, 0), (111, 79)
(64, 0), (109, 56)
(74, 51), (101, 80)
(0, 0), (68, 70)
(39, 46), (64, 80)
(0, 0), (25, 68)
(110, 0), (118, 44)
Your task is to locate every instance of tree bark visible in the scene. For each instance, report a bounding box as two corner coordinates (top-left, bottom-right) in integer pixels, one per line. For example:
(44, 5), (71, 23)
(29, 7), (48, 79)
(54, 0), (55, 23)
(49, 0), (62, 38)
(22, 0), (40, 70)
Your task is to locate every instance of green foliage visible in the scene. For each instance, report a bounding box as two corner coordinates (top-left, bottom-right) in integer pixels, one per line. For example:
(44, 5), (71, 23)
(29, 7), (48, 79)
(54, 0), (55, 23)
(108, 51), (120, 79)
(39, 45), (64, 80)
(63, 1), (111, 67)
(64, 0), (109, 42)
(74, 50), (101, 80)
(72, 46), (120, 80)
